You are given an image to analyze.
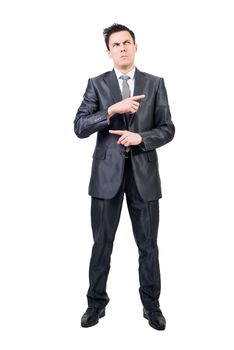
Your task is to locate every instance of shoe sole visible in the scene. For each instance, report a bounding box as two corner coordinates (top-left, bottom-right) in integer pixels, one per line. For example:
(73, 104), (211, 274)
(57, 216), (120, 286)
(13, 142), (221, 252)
(143, 312), (166, 331)
(81, 310), (105, 328)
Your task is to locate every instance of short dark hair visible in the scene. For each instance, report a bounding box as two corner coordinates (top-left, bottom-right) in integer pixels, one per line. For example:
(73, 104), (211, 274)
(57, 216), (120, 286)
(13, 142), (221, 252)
(103, 23), (135, 50)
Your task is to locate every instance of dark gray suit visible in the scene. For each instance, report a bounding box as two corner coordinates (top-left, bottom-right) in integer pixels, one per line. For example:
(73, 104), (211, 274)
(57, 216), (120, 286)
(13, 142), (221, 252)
(74, 68), (175, 311)
(74, 68), (175, 201)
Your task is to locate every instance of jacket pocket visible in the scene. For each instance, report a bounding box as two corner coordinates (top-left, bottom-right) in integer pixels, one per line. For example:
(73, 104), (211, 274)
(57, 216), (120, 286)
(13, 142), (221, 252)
(147, 150), (157, 162)
(92, 147), (106, 160)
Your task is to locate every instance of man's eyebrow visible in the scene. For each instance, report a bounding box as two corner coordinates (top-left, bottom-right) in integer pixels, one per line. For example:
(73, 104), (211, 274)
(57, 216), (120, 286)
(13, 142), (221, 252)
(112, 40), (132, 46)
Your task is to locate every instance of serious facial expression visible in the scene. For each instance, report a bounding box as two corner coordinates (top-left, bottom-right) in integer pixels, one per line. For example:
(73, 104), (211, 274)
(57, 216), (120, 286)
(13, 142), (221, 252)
(107, 31), (137, 72)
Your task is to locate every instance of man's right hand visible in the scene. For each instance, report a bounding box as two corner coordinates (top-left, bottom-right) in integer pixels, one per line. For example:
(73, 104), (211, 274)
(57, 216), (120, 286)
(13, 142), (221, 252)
(107, 95), (145, 118)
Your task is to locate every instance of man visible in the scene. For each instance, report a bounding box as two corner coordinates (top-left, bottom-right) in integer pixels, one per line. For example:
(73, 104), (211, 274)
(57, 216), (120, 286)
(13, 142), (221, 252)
(74, 23), (175, 330)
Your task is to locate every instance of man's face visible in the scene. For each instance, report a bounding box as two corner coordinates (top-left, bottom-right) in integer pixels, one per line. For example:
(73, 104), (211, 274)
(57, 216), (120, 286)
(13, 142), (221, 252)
(107, 31), (137, 71)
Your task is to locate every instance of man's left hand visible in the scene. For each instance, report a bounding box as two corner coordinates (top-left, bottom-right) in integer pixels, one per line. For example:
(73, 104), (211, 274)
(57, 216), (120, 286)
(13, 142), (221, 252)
(109, 130), (142, 147)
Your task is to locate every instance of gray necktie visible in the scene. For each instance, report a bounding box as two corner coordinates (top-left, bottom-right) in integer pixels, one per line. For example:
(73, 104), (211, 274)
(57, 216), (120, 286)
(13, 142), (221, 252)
(120, 75), (131, 130)
(120, 75), (131, 153)
(120, 75), (131, 99)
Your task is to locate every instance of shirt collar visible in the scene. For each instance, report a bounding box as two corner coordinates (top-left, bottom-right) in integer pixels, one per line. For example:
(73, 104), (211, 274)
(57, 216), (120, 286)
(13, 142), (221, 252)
(114, 67), (136, 80)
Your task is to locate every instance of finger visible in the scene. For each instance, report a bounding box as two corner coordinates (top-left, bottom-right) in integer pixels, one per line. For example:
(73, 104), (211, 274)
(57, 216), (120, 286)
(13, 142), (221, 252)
(117, 138), (128, 145)
(117, 134), (129, 144)
(131, 102), (139, 109)
(121, 139), (129, 146)
(118, 134), (128, 142)
(109, 130), (126, 135)
(129, 106), (139, 113)
(131, 94), (145, 101)
(118, 135), (128, 144)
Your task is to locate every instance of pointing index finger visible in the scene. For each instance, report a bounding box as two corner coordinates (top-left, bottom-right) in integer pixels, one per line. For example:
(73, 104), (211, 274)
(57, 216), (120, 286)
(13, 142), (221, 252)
(131, 94), (145, 101)
(109, 130), (125, 135)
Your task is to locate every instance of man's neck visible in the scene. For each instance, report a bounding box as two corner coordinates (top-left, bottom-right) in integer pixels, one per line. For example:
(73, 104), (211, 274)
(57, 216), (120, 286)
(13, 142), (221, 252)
(115, 64), (135, 75)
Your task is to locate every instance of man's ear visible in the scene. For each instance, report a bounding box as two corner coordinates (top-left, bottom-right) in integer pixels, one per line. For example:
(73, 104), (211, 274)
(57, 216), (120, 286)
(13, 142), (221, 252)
(135, 43), (138, 52)
(107, 50), (112, 59)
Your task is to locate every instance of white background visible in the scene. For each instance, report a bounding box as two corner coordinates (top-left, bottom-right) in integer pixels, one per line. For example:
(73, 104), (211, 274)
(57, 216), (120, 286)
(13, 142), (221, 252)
(0, 0), (234, 349)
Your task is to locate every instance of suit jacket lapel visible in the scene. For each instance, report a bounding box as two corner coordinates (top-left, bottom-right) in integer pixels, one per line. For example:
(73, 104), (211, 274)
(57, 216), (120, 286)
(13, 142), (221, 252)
(129, 68), (147, 128)
(104, 70), (122, 104)
(104, 70), (128, 128)
(133, 68), (146, 97)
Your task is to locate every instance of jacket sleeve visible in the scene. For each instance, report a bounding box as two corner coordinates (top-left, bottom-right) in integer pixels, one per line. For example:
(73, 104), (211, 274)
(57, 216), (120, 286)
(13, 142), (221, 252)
(139, 78), (175, 151)
(74, 78), (109, 138)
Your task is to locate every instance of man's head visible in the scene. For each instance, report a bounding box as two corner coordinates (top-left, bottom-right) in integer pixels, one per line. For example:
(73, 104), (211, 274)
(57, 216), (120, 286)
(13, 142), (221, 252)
(103, 23), (137, 73)
(103, 24), (135, 50)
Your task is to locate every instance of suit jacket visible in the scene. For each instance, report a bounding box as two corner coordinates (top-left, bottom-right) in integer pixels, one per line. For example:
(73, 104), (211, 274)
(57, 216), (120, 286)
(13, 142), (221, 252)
(74, 68), (175, 201)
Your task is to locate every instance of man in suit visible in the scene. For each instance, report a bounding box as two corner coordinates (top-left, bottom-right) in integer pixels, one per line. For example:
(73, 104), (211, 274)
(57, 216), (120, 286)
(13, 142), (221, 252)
(74, 23), (175, 330)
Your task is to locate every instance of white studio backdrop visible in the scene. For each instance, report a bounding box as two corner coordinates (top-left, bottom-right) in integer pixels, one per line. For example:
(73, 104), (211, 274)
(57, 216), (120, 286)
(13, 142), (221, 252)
(0, 0), (233, 349)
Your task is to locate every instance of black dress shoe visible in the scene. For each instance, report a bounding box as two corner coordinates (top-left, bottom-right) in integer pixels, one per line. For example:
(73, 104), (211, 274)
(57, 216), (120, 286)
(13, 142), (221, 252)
(81, 307), (105, 328)
(143, 308), (166, 330)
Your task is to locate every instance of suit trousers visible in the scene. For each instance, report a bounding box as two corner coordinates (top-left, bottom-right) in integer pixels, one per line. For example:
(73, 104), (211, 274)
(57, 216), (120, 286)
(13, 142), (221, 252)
(87, 157), (161, 311)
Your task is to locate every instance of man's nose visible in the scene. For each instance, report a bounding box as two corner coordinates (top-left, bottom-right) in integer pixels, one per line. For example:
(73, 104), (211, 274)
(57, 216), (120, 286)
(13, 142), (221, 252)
(120, 44), (126, 51)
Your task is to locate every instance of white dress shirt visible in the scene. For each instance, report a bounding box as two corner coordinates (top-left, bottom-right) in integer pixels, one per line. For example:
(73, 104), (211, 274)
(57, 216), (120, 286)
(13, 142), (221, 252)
(114, 67), (136, 97)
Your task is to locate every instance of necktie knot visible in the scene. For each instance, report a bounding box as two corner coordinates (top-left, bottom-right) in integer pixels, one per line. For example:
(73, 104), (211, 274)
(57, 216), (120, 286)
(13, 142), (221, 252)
(120, 75), (130, 81)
